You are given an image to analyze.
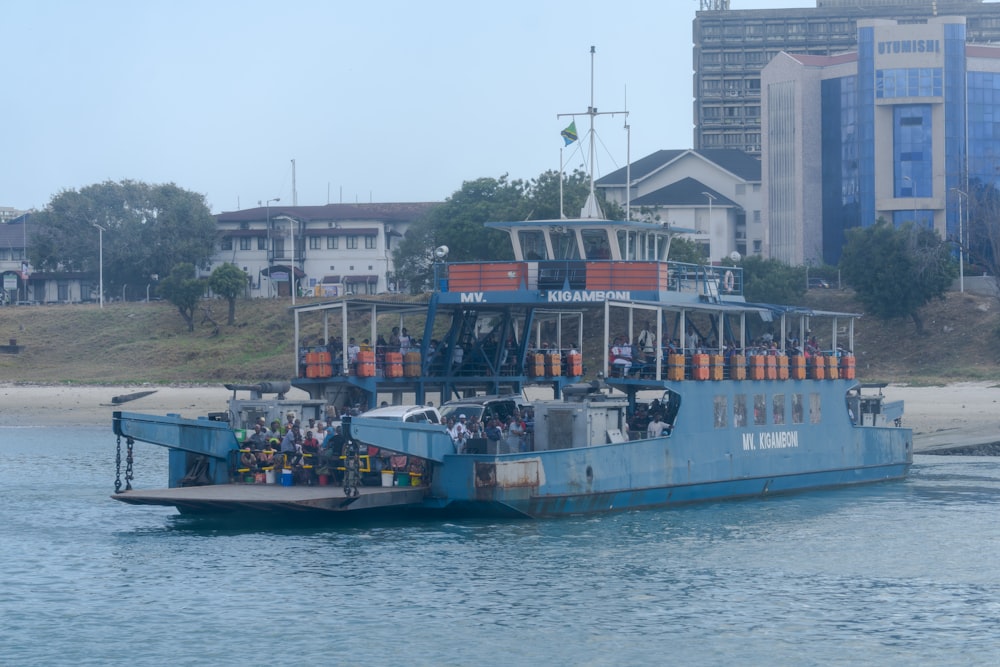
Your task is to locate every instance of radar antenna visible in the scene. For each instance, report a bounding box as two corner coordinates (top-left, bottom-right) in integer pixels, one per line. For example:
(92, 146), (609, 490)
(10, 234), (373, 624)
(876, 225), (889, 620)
(557, 46), (627, 219)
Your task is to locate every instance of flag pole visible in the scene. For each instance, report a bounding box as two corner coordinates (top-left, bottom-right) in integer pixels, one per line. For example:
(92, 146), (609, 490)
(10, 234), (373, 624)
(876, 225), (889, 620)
(557, 46), (626, 219)
(559, 147), (565, 219)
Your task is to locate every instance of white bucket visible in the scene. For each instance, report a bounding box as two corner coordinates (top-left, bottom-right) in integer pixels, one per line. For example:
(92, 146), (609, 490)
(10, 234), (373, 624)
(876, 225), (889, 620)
(265, 469), (276, 484)
(381, 470), (394, 487)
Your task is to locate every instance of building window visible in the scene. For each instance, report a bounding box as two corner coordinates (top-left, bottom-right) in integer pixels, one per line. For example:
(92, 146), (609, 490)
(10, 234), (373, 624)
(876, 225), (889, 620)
(365, 236), (377, 249)
(753, 240), (762, 253)
(239, 237), (252, 251)
(753, 210), (761, 223)
(327, 236), (339, 249)
(258, 237), (267, 250)
(703, 133), (723, 146)
(309, 236), (322, 250)
(58, 281), (69, 302)
(221, 238), (233, 251)
(704, 106), (722, 119)
(346, 236), (358, 249)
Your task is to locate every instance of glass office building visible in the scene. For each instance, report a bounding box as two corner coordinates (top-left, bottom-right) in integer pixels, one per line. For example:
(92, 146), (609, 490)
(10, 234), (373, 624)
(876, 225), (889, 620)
(763, 16), (1000, 265)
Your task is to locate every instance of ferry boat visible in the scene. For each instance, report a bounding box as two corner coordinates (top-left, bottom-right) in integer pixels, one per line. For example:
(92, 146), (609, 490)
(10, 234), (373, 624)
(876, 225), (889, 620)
(111, 211), (913, 516)
(110, 51), (911, 516)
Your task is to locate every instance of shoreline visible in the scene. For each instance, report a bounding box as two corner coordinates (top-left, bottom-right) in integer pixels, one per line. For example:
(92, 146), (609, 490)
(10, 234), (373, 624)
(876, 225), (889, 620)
(1, 382), (996, 453)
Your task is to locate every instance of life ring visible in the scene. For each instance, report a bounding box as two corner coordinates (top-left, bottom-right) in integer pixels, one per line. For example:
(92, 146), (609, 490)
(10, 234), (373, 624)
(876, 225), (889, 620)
(723, 270), (735, 292)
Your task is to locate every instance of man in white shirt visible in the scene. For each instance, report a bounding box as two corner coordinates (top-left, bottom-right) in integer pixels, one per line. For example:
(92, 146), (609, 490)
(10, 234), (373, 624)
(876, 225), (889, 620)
(450, 414), (470, 453)
(647, 414), (670, 438)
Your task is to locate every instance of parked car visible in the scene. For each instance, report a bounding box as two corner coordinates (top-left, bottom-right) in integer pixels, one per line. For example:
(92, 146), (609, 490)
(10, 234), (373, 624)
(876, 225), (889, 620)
(808, 278), (830, 289)
(360, 404), (442, 424)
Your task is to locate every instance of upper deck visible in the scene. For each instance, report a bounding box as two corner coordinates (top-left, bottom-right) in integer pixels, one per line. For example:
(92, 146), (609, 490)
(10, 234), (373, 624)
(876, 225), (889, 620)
(434, 217), (743, 305)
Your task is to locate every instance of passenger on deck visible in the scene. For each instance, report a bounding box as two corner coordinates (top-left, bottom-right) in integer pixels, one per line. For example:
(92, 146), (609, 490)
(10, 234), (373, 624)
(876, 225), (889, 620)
(399, 328), (412, 355)
(450, 415), (469, 454)
(244, 424), (268, 450)
(610, 336), (633, 376)
(302, 430), (319, 455)
(389, 327), (401, 352)
(638, 322), (657, 365)
(485, 419), (503, 453)
(347, 338), (360, 366)
(647, 413), (670, 438)
(281, 424), (303, 466)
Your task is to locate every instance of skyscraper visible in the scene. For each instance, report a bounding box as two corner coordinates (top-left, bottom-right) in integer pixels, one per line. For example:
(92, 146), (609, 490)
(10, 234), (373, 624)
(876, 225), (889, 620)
(693, 0), (1000, 156)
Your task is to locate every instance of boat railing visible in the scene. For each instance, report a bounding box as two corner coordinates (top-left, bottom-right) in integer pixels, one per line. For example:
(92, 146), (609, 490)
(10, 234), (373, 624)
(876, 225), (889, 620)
(435, 259), (743, 296)
(607, 348), (856, 382)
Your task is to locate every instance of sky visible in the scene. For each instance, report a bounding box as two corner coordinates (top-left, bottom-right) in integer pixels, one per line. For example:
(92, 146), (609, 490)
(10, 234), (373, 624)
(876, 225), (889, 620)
(2, 0), (808, 213)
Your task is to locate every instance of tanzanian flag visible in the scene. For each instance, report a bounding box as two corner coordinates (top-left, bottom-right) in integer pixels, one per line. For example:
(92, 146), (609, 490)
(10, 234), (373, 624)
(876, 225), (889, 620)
(561, 121), (578, 146)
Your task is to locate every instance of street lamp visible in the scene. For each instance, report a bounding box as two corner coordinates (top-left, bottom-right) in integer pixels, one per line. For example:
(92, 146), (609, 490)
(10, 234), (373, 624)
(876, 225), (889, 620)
(259, 197), (280, 297)
(276, 215), (298, 305)
(92, 222), (105, 309)
(701, 191), (716, 256)
(951, 187), (967, 293)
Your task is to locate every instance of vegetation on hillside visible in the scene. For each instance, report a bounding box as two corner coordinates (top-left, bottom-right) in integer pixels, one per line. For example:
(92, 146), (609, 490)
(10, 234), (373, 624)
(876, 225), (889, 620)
(0, 285), (997, 386)
(840, 219), (957, 333)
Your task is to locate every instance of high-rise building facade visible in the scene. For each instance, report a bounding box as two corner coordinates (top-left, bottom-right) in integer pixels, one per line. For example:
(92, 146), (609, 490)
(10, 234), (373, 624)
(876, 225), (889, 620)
(762, 15), (1000, 265)
(693, 0), (1000, 157)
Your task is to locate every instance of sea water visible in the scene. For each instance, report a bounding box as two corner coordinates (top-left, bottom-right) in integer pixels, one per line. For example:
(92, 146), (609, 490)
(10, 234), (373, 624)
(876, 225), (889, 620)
(3, 426), (1000, 666)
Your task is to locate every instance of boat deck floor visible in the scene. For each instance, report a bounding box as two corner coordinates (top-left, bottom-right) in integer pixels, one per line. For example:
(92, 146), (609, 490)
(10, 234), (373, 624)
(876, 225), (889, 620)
(111, 483), (427, 513)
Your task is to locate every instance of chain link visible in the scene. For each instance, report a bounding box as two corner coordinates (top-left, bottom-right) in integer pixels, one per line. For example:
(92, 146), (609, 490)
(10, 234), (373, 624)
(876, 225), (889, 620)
(125, 437), (135, 491)
(114, 434), (122, 494)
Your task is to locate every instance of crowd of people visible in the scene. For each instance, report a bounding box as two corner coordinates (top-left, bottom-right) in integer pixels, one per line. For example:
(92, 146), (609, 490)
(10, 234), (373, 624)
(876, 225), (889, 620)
(608, 320), (853, 378)
(444, 409), (534, 455)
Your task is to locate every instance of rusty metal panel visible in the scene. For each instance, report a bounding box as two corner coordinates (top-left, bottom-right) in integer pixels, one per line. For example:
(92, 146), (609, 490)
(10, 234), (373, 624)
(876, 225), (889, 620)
(494, 459), (541, 488)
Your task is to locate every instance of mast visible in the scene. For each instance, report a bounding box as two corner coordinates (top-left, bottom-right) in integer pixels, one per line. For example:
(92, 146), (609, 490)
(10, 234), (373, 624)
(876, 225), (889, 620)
(557, 46), (627, 219)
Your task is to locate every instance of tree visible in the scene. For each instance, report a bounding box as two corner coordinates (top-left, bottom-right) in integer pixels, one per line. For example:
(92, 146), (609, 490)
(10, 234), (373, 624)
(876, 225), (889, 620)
(160, 263), (206, 332)
(666, 237), (707, 265)
(393, 170), (610, 292)
(28, 180), (217, 300)
(209, 263), (248, 325)
(840, 219), (957, 333)
(738, 255), (807, 304)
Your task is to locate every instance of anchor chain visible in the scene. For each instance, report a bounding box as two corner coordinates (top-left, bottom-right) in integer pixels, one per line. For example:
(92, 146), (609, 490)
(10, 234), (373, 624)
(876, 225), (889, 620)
(125, 436), (135, 491)
(343, 439), (361, 497)
(115, 434), (122, 493)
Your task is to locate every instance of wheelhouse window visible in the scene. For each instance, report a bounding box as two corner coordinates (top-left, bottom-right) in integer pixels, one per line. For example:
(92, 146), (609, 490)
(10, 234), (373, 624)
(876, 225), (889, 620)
(518, 230), (548, 260)
(551, 229), (580, 259)
(581, 229), (611, 259)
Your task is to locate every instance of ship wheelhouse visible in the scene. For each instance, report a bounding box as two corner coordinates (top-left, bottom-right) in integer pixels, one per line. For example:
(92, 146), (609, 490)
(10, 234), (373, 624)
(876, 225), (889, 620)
(499, 219), (673, 263)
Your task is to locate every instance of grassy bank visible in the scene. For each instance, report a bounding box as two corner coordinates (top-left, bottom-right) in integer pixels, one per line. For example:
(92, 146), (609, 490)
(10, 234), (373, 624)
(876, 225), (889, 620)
(1, 289), (998, 385)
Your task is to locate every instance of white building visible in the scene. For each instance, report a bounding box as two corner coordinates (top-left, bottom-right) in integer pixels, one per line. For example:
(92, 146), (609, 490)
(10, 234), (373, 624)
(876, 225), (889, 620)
(212, 202), (438, 298)
(596, 149), (763, 261)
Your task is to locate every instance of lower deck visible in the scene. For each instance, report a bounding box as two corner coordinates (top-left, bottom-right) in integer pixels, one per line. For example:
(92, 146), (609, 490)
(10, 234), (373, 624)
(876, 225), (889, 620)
(112, 483), (426, 514)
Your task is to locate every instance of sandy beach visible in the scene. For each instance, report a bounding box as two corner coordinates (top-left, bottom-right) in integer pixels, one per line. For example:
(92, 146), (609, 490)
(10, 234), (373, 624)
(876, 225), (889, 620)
(1, 382), (996, 453)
